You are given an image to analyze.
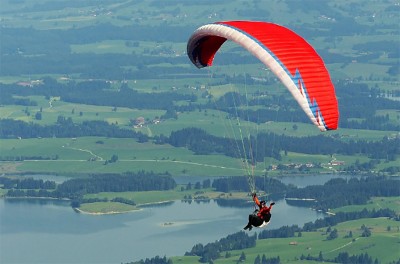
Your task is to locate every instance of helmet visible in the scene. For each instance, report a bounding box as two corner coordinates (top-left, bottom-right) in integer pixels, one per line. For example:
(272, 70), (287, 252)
(260, 200), (266, 205)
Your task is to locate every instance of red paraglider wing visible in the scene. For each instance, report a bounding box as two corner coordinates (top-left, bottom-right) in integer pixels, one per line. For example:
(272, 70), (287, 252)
(187, 21), (339, 131)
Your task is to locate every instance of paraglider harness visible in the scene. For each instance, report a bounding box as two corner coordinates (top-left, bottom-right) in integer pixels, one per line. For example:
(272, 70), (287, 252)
(253, 200), (272, 222)
(248, 195), (273, 228)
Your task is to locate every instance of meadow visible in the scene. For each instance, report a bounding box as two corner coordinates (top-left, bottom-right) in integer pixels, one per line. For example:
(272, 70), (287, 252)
(1, 88), (397, 176)
(332, 197), (400, 214)
(0, 137), (254, 176)
(169, 217), (400, 263)
(2, 130), (396, 176)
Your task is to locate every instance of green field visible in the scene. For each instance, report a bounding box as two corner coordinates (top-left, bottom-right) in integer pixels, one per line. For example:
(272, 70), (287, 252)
(81, 187), (249, 215)
(0, 97), (164, 127)
(78, 201), (137, 214)
(1, 123), (398, 175)
(169, 217), (400, 263)
(1, 0), (398, 179)
(85, 187), (221, 205)
(0, 137), (257, 176)
(333, 197), (400, 214)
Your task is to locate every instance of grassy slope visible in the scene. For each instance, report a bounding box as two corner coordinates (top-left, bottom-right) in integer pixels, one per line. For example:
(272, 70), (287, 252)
(332, 197), (400, 214)
(1, 133), (397, 176)
(170, 211), (400, 264)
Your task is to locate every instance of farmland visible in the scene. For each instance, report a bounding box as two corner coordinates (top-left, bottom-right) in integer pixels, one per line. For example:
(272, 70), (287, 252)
(0, 1), (399, 262)
(1, 1), (399, 178)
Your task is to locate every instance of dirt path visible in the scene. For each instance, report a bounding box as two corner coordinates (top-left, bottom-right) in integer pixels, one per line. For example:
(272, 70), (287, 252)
(118, 159), (243, 171)
(64, 146), (104, 161)
(327, 237), (360, 253)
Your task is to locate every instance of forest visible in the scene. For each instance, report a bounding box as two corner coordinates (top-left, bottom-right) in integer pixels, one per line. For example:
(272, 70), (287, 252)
(167, 127), (399, 161)
(212, 176), (400, 211)
(285, 177), (400, 210)
(3, 171), (176, 207)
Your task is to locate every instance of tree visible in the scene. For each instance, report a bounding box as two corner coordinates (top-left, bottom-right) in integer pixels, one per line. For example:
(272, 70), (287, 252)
(318, 251), (323, 261)
(326, 226), (332, 233)
(361, 225), (371, 237)
(327, 228), (338, 240)
(345, 230), (353, 238)
(110, 154), (118, 163)
(262, 254), (267, 264)
(35, 112), (42, 120)
(238, 252), (246, 262)
(202, 179), (211, 189)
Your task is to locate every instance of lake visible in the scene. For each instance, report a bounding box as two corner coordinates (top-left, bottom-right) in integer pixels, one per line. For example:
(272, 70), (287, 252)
(1, 174), (352, 263)
(0, 198), (324, 264)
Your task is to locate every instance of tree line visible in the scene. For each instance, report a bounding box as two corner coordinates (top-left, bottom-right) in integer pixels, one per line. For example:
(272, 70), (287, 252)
(212, 176), (292, 197)
(0, 177), (56, 190)
(0, 78), (195, 111)
(167, 127), (399, 162)
(184, 231), (257, 263)
(211, 176), (400, 211)
(127, 256), (172, 264)
(0, 118), (141, 140)
(57, 171), (176, 196)
(285, 177), (400, 211)
(300, 252), (379, 264)
(3, 171), (176, 207)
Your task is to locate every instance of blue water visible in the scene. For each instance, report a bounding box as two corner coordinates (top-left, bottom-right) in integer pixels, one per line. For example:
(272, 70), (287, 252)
(0, 198), (324, 264)
(1, 174), (353, 263)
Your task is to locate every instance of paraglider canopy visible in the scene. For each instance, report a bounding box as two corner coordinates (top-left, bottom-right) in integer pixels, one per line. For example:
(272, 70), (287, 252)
(187, 20), (339, 131)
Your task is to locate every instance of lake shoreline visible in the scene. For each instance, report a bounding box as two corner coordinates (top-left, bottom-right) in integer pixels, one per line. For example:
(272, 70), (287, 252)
(73, 207), (141, 215)
(0, 173), (360, 215)
(74, 199), (178, 215)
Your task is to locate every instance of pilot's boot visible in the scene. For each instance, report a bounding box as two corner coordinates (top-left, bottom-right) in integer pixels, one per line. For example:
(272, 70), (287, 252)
(243, 223), (252, 231)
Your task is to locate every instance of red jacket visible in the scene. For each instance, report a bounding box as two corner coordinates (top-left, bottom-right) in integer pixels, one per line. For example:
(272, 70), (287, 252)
(253, 195), (273, 220)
